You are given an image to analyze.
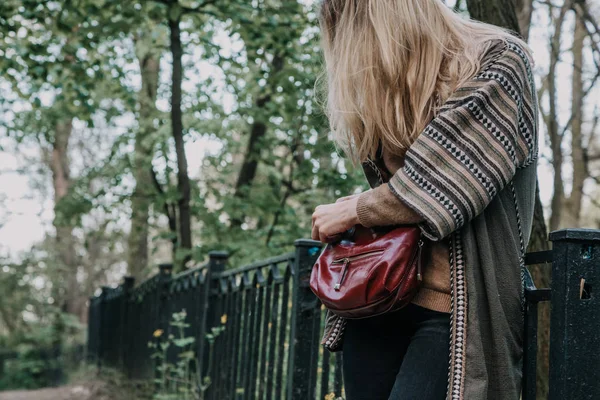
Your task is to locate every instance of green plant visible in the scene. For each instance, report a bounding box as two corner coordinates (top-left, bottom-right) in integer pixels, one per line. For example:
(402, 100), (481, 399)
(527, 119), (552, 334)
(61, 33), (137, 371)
(148, 309), (225, 400)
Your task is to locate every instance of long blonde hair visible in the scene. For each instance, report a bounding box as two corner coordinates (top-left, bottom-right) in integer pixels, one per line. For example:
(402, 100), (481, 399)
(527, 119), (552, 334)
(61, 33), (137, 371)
(320, 0), (528, 163)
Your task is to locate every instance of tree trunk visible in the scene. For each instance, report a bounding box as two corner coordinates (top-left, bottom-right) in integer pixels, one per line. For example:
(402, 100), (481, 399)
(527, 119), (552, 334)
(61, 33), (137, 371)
(169, 9), (192, 267)
(562, 9), (586, 228)
(230, 55), (284, 229)
(547, 3), (570, 232)
(50, 119), (79, 317)
(466, 0), (521, 33)
(230, 118), (268, 228)
(516, 0), (534, 40)
(127, 36), (161, 280)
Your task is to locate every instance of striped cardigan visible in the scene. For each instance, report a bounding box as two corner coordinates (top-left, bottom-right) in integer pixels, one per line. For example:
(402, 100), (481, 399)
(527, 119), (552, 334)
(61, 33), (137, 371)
(322, 38), (539, 400)
(388, 39), (537, 241)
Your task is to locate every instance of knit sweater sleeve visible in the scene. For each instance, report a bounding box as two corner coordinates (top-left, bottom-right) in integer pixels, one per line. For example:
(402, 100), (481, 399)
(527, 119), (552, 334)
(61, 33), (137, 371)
(387, 41), (538, 241)
(356, 184), (424, 228)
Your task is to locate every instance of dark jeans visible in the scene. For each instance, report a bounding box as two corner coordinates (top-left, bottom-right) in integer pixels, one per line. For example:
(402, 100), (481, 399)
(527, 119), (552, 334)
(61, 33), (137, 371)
(342, 303), (451, 400)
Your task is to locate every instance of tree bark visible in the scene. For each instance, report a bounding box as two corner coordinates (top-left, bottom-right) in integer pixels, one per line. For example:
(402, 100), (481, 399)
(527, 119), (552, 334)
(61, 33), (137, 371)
(127, 35), (161, 280)
(233, 117), (268, 201)
(50, 119), (80, 318)
(230, 55), (284, 229)
(547, 3), (571, 232)
(169, 9), (192, 267)
(516, 0), (534, 40)
(562, 7), (586, 228)
(466, 0), (521, 33)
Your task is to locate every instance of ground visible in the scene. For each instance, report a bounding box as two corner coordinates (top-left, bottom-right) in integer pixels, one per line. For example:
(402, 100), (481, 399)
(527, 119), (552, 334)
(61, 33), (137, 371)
(0, 386), (92, 400)
(0, 381), (126, 400)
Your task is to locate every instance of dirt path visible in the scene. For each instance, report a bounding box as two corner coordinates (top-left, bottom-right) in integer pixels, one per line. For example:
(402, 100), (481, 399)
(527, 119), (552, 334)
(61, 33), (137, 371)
(0, 384), (102, 400)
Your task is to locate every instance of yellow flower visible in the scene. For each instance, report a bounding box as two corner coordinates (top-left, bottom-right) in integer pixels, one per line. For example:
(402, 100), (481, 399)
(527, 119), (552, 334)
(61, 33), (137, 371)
(153, 329), (164, 338)
(221, 314), (227, 324)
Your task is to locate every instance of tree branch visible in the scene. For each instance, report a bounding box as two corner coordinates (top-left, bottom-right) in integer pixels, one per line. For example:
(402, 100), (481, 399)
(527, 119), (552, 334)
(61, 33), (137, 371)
(560, 67), (600, 137)
(573, 3), (600, 71)
(150, 166), (178, 249)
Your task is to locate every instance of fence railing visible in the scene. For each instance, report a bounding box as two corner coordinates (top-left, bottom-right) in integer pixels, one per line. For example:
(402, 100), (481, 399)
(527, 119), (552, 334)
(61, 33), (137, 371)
(87, 229), (600, 400)
(87, 240), (340, 399)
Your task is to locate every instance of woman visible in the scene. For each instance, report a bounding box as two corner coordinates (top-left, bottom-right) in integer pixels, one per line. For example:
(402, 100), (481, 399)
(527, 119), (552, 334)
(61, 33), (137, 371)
(311, 1), (539, 399)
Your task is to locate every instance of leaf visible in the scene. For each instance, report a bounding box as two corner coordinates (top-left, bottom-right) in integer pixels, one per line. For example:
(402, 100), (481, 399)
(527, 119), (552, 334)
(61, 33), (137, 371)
(178, 350), (195, 359)
(173, 337), (195, 347)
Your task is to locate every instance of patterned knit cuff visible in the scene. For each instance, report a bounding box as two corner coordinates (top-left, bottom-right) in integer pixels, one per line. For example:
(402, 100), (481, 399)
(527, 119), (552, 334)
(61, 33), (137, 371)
(356, 190), (378, 228)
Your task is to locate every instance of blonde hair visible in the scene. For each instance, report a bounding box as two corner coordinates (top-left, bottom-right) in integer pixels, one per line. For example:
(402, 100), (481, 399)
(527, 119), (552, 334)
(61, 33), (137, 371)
(319, 0), (528, 163)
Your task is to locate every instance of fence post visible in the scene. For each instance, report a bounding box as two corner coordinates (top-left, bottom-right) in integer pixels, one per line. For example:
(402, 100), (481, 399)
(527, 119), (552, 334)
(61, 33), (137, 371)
(201, 250), (228, 399)
(120, 276), (135, 372)
(549, 228), (600, 400)
(86, 295), (95, 364)
(287, 239), (323, 400)
(97, 286), (109, 369)
(157, 264), (173, 337)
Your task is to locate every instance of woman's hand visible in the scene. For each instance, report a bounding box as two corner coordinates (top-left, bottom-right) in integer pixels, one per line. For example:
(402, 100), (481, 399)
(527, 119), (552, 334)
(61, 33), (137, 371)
(311, 193), (365, 243)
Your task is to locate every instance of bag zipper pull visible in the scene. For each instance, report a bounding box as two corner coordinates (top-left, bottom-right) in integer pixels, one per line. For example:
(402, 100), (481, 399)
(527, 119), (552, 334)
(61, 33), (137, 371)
(417, 240), (424, 282)
(334, 258), (350, 291)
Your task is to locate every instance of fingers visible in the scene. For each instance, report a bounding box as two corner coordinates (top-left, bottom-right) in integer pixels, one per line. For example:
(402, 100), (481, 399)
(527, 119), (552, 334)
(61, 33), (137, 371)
(314, 221), (337, 243)
(311, 221), (319, 241)
(312, 203), (348, 243)
(325, 233), (342, 243)
(311, 205), (321, 241)
(311, 215), (330, 243)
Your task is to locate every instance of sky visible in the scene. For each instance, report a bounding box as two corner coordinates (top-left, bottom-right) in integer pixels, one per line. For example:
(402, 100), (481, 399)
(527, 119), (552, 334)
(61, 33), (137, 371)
(0, 1), (598, 258)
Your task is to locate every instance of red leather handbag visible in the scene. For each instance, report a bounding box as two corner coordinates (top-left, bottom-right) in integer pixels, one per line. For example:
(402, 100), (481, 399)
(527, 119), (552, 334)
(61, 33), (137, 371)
(310, 225), (425, 319)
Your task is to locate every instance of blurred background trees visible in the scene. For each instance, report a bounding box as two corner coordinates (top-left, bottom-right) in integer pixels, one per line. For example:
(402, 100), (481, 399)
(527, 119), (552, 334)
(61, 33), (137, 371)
(0, 0), (598, 395)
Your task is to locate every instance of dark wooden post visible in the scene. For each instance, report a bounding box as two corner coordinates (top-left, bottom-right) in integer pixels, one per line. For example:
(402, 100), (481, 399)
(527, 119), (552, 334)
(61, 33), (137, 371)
(97, 286), (109, 369)
(202, 250), (228, 400)
(86, 295), (95, 364)
(549, 229), (600, 400)
(287, 239), (323, 400)
(120, 276), (135, 372)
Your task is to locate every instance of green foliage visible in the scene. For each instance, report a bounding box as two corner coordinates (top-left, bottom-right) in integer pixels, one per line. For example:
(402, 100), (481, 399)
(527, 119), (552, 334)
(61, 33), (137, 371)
(148, 309), (226, 400)
(1, 0), (366, 387)
(1, 0), (367, 273)
(0, 310), (83, 390)
(0, 349), (55, 390)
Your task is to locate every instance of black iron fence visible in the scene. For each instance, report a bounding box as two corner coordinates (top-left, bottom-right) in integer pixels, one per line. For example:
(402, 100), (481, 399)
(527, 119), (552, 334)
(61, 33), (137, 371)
(87, 229), (600, 400)
(88, 240), (340, 399)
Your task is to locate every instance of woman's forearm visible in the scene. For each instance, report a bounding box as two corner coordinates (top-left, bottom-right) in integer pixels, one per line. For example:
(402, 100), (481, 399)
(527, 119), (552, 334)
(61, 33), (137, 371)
(356, 184), (424, 228)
